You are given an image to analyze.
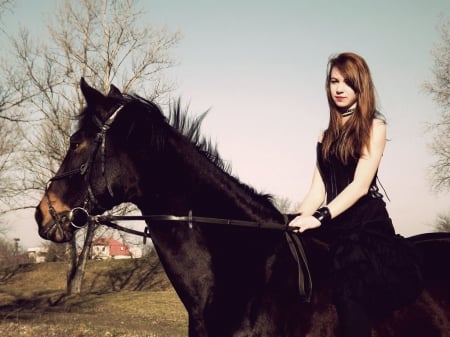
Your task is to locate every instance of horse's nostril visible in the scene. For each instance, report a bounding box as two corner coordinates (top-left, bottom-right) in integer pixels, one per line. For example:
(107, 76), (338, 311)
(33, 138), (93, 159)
(35, 206), (43, 224)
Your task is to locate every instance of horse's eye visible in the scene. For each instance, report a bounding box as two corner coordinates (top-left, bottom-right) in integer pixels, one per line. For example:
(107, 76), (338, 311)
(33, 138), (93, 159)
(70, 141), (80, 151)
(69, 132), (83, 151)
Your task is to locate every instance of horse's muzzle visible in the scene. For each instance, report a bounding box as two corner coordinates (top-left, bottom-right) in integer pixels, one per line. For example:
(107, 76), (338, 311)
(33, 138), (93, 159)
(35, 206), (74, 243)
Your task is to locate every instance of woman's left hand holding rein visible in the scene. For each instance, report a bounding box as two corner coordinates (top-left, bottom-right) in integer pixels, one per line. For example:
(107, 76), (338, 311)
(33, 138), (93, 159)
(289, 215), (321, 233)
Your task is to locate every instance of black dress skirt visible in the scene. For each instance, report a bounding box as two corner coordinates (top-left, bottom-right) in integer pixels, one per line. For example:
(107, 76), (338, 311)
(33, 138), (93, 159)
(316, 143), (423, 317)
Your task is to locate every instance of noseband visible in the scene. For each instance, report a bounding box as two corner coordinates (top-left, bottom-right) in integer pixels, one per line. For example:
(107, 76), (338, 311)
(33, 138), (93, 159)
(45, 104), (124, 229)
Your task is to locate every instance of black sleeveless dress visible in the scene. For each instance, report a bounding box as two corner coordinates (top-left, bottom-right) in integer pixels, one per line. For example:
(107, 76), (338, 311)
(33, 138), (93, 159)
(316, 142), (423, 316)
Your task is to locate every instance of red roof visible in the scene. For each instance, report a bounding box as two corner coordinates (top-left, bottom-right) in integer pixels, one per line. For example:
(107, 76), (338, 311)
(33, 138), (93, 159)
(93, 238), (131, 257)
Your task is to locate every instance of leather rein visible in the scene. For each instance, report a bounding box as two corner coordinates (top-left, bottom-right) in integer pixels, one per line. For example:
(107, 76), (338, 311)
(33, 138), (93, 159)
(45, 103), (313, 302)
(71, 206), (312, 302)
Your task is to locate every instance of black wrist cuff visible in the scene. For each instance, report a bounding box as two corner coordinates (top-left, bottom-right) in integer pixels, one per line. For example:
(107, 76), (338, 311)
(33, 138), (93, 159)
(312, 206), (331, 224)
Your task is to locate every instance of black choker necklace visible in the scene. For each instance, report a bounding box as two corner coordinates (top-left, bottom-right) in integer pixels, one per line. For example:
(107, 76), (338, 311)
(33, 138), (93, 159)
(341, 108), (355, 117)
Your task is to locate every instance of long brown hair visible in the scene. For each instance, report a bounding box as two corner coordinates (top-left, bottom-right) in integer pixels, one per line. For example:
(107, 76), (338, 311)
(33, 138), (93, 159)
(322, 52), (377, 163)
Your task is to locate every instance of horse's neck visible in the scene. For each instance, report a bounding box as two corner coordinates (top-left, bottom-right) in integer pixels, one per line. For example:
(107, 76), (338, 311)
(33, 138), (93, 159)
(140, 136), (283, 224)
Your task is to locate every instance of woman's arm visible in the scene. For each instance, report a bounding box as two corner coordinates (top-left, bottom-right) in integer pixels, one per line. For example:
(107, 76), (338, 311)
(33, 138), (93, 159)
(297, 165), (326, 216)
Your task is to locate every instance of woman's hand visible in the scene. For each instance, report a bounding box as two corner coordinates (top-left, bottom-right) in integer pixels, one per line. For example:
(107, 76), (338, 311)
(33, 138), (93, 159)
(288, 215), (321, 233)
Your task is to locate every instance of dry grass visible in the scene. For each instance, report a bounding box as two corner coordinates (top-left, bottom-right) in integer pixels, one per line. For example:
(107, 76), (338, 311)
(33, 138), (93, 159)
(0, 254), (188, 337)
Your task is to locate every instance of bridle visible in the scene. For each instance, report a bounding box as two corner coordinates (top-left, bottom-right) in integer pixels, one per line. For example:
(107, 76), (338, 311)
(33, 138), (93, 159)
(43, 102), (313, 302)
(45, 104), (124, 230)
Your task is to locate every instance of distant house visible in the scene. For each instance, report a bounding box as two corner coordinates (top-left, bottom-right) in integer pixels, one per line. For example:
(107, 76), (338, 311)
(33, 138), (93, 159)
(27, 246), (49, 263)
(91, 238), (132, 260)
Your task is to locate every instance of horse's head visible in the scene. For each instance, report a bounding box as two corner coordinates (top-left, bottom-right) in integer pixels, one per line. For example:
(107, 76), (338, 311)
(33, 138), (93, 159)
(35, 78), (164, 242)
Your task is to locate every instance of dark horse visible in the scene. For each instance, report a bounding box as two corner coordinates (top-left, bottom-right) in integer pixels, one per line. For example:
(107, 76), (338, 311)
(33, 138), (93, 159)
(35, 79), (450, 337)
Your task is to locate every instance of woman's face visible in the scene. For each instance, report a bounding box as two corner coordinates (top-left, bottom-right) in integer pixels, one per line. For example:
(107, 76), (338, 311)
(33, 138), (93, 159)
(329, 67), (357, 110)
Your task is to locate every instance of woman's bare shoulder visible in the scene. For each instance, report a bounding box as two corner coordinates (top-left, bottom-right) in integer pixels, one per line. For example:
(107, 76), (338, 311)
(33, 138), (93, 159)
(318, 130), (325, 143)
(374, 110), (387, 125)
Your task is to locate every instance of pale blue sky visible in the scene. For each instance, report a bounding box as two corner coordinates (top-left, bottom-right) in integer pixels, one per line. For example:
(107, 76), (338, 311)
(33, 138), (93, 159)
(3, 0), (450, 248)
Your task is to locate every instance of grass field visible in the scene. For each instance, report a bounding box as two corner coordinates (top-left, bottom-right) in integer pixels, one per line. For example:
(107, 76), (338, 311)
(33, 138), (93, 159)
(0, 253), (188, 337)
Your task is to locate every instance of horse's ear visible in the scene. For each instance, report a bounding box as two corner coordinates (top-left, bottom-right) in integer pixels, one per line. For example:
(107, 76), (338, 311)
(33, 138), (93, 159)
(107, 84), (122, 99)
(80, 77), (105, 106)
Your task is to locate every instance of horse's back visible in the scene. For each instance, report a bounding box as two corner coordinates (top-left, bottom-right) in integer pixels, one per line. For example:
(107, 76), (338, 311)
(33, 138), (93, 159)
(304, 232), (450, 337)
(408, 232), (450, 281)
(398, 232), (450, 336)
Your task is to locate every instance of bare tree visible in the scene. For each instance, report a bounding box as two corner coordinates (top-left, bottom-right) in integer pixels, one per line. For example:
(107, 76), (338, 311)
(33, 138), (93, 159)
(423, 17), (450, 192)
(44, 241), (69, 262)
(0, 0), (13, 32)
(0, 120), (19, 211)
(434, 212), (450, 232)
(3, 0), (181, 294)
(0, 1), (17, 235)
(273, 196), (298, 215)
(0, 236), (30, 267)
(0, 236), (14, 264)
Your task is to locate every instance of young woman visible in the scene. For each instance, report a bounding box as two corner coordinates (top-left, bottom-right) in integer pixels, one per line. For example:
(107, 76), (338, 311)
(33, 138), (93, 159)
(289, 52), (423, 337)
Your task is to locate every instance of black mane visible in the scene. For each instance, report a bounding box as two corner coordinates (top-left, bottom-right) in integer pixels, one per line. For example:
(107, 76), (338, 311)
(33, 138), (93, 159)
(162, 97), (279, 213)
(130, 95), (279, 215)
(166, 98), (230, 174)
